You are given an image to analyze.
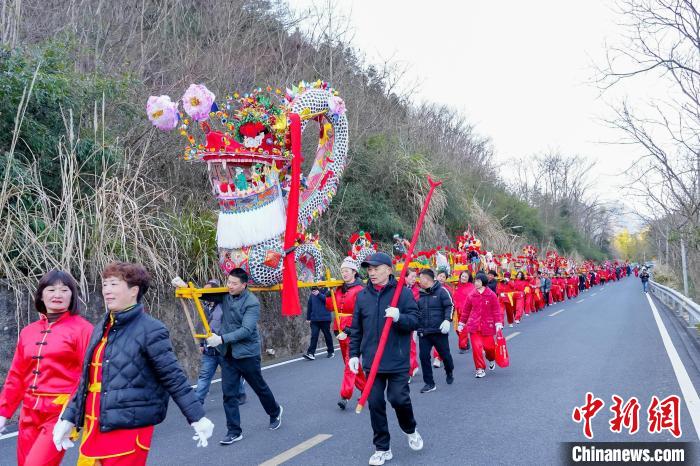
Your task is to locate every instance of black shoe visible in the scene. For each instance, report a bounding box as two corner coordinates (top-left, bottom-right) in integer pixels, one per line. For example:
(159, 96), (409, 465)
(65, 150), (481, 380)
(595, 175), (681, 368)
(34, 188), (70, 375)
(327, 352), (335, 359)
(269, 405), (283, 430)
(219, 434), (243, 445)
(420, 384), (436, 393)
(337, 398), (347, 410)
(302, 352), (315, 360)
(237, 394), (247, 405)
(446, 373), (454, 385)
(458, 349), (466, 354)
(466, 343), (470, 350)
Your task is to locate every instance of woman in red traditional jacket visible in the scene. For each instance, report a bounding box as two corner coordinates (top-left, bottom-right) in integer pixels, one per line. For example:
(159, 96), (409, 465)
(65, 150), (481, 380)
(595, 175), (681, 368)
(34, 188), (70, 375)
(458, 272), (503, 378)
(452, 271), (474, 353)
(0, 270), (93, 466)
(326, 257), (366, 410)
(510, 272), (528, 321)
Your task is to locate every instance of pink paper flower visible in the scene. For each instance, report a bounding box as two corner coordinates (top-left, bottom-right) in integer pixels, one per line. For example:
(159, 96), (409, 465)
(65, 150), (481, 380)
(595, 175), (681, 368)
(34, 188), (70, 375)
(182, 84), (215, 121)
(146, 95), (179, 131)
(328, 95), (346, 116)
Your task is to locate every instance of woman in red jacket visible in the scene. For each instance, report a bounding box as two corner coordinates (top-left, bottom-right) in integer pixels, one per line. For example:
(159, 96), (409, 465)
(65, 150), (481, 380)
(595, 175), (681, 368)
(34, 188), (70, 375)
(326, 257), (366, 410)
(452, 271), (474, 353)
(0, 270), (93, 466)
(496, 276), (515, 326)
(510, 272), (528, 321)
(458, 272), (503, 378)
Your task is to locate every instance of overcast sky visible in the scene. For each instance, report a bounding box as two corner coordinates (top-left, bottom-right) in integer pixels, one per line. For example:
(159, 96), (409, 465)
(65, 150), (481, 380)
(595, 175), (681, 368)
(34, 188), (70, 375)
(289, 0), (651, 231)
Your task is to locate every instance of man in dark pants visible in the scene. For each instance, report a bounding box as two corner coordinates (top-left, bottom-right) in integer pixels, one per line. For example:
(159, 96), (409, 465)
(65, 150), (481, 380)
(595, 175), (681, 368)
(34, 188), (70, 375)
(303, 287), (335, 360)
(416, 269), (455, 393)
(201, 268), (283, 445)
(541, 271), (552, 306)
(349, 252), (423, 466)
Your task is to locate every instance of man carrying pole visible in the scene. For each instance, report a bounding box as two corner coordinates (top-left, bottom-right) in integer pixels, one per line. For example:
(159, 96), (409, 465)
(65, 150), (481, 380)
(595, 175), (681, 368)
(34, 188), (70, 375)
(348, 252), (422, 465)
(348, 176), (441, 465)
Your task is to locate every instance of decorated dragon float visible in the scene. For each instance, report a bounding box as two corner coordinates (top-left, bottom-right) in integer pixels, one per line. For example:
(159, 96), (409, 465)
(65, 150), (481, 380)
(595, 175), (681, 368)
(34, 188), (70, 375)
(147, 80), (349, 322)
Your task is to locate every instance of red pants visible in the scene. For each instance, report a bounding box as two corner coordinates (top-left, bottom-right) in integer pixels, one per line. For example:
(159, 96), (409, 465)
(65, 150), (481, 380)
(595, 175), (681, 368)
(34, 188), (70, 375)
(513, 292), (525, 320)
(339, 337), (366, 399)
(469, 332), (496, 370)
(91, 449), (149, 465)
(499, 298), (515, 324)
(524, 292), (533, 314)
(409, 333), (419, 376)
(17, 397), (66, 466)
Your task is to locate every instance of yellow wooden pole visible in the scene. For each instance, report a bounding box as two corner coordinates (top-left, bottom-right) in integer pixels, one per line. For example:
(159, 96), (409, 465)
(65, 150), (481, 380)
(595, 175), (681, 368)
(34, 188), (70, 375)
(325, 268), (345, 339)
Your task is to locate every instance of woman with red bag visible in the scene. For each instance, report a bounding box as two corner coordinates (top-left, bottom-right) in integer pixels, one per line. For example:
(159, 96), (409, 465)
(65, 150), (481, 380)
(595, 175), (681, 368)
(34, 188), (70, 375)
(452, 271), (474, 353)
(458, 272), (503, 379)
(326, 257), (366, 410)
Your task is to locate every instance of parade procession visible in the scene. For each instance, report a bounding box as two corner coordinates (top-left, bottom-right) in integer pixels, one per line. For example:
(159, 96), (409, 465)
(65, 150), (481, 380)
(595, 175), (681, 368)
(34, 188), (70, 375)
(1, 1), (699, 465)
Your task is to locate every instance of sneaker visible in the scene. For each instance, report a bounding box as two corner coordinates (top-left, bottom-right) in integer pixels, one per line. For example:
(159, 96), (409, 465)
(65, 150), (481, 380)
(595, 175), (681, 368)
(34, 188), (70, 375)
(369, 450), (393, 465)
(515, 319), (520, 325)
(337, 398), (347, 410)
(475, 369), (486, 378)
(446, 372), (454, 385)
(327, 352), (335, 359)
(509, 323), (513, 328)
(407, 430), (423, 451)
(488, 360), (495, 371)
(408, 376), (412, 384)
(302, 352), (315, 361)
(237, 394), (247, 405)
(219, 433), (243, 445)
(269, 405), (283, 430)
(420, 383), (436, 393)
(432, 359), (441, 368)
(458, 349), (466, 354)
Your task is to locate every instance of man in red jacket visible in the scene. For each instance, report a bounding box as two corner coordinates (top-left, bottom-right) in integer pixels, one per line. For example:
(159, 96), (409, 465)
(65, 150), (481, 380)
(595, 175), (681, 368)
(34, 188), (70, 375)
(458, 272), (503, 378)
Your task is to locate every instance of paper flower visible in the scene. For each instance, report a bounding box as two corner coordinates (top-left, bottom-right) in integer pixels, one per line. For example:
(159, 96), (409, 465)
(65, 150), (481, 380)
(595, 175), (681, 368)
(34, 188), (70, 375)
(182, 84), (215, 121)
(328, 95), (346, 116)
(146, 95), (179, 131)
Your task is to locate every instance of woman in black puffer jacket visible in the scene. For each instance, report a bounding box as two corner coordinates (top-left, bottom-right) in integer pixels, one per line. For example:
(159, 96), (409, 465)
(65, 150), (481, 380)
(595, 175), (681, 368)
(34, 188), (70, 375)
(54, 262), (213, 464)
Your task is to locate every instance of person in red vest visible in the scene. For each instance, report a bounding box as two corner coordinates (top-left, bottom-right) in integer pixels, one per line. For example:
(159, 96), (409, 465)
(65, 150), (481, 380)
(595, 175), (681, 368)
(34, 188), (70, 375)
(54, 262), (213, 465)
(0, 270), (93, 466)
(510, 272), (528, 321)
(326, 257), (366, 410)
(452, 271), (474, 353)
(497, 275), (516, 326)
(404, 269), (421, 380)
(458, 272), (503, 378)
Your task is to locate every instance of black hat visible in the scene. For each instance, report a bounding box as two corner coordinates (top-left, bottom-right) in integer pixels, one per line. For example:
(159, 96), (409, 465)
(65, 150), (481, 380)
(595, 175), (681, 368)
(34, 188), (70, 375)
(361, 252), (393, 268)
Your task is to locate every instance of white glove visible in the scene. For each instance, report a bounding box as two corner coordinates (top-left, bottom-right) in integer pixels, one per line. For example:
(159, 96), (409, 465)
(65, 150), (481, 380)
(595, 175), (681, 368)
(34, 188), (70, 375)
(0, 415), (6, 434)
(206, 333), (223, 348)
(337, 331), (347, 341)
(495, 323), (503, 332)
(52, 419), (75, 451)
(348, 357), (360, 374)
(384, 306), (400, 322)
(439, 320), (451, 334)
(191, 416), (214, 447)
(457, 322), (465, 332)
(172, 276), (188, 288)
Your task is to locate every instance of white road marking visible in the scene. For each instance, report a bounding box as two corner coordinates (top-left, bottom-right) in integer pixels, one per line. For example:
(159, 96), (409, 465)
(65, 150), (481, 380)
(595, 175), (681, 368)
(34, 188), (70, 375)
(576, 299), (585, 303)
(646, 294), (700, 441)
(505, 332), (520, 341)
(259, 433), (332, 466)
(549, 309), (566, 317)
(591, 292), (597, 296)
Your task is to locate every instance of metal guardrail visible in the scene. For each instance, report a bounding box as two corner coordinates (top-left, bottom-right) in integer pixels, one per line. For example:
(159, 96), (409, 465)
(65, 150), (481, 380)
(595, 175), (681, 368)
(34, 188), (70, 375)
(650, 280), (700, 330)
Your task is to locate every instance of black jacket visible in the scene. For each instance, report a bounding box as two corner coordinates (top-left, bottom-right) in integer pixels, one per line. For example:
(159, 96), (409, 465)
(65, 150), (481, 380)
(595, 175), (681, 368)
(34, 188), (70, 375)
(350, 276), (419, 374)
(62, 304), (204, 432)
(307, 291), (331, 322)
(201, 289), (262, 359)
(486, 279), (498, 294)
(640, 271), (650, 283)
(417, 282), (453, 334)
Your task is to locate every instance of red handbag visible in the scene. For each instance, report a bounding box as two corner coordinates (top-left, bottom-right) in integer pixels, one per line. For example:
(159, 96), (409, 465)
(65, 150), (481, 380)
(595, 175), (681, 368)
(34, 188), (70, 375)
(495, 330), (509, 368)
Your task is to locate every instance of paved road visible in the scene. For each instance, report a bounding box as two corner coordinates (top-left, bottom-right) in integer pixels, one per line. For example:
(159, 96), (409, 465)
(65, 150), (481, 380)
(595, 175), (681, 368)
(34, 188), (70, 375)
(1, 276), (699, 465)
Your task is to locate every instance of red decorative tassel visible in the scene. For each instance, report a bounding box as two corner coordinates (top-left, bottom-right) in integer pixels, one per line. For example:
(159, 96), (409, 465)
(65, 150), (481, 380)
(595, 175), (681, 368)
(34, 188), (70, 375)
(281, 114), (302, 316)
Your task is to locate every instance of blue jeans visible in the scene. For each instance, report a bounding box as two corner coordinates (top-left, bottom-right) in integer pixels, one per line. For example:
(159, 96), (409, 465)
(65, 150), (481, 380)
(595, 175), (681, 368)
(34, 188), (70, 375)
(195, 349), (245, 403)
(642, 281), (649, 292)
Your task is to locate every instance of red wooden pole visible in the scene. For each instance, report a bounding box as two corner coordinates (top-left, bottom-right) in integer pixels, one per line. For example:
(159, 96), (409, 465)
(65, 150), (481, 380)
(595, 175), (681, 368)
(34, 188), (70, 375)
(355, 176), (441, 413)
(281, 113), (302, 316)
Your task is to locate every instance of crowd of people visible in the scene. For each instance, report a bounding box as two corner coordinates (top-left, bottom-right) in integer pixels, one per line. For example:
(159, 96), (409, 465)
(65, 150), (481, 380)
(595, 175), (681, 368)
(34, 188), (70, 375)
(0, 255), (636, 465)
